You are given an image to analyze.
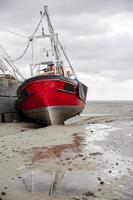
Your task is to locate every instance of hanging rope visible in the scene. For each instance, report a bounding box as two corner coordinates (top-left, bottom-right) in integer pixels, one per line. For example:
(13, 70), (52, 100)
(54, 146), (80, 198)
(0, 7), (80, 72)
(0, 9), (46, 63)
(0, 26), (30, 62)
(8, 38), (30, 62)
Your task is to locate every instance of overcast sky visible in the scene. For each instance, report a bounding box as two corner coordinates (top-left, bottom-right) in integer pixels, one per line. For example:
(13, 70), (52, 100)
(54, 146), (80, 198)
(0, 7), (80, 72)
(0, 0), (133, 100)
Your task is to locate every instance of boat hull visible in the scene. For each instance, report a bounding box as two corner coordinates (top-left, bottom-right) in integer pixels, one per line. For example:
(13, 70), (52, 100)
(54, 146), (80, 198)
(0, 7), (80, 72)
(17, 75), (87, 125)
(24, 105), (82, 125)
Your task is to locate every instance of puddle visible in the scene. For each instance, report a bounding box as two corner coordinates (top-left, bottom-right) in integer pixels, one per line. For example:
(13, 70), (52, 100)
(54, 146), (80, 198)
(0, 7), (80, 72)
(16, 159), (133, 199)
(82, 124), (116, 157)
(58, 170), (97, 197)
(13, 123), (133, 199)
(80, 114), (110, 117)
(83, 124), (133, 179)
(85, 123), (117, 142)
(17, 167), (97, 198)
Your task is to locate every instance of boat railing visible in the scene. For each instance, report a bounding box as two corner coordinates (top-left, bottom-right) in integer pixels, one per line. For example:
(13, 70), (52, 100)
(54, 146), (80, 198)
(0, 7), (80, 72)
(34, 60), (76, 80)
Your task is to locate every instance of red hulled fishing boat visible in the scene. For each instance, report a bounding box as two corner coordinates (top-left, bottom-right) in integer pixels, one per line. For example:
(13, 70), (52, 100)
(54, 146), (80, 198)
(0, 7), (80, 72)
(17, 5), (87, 125)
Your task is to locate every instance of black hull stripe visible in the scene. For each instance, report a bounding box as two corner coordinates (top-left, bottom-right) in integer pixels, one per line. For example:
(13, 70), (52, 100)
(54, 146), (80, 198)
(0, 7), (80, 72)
(56, 89), (77, 95)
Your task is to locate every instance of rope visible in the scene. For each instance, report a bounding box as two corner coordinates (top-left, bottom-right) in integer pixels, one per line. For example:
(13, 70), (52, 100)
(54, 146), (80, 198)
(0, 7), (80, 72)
(0, 27), (30, 62)
(8, 39), (30, 62)
(0, 11), (45, 62)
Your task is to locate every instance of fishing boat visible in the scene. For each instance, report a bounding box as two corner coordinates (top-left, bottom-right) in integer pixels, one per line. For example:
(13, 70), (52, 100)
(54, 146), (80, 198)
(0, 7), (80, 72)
(17, 5), (88, 125)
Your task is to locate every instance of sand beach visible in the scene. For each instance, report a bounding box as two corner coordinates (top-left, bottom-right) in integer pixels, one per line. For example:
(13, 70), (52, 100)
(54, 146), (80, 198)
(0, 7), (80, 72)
(0, 101), (133, 200)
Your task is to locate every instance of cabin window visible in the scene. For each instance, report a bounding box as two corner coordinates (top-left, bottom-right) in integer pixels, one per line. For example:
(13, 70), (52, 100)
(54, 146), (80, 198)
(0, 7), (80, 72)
(19, 89), (29, 101)
(64, 83), (75, 92)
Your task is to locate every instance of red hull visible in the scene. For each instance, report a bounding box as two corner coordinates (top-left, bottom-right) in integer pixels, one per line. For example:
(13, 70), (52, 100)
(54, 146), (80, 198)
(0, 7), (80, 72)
(17, 75), (87, 124)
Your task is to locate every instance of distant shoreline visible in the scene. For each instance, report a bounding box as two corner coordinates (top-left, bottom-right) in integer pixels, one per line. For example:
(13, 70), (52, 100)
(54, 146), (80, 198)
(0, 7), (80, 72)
(87, 100), (133, 103)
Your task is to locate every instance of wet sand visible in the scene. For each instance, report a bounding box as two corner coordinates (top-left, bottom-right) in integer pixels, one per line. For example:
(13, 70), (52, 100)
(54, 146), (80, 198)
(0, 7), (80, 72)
(0, 101), (133, 200)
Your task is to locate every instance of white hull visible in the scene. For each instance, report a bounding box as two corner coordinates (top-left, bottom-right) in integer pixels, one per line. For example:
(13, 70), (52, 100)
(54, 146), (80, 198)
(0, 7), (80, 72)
(24, 106), (83, 125)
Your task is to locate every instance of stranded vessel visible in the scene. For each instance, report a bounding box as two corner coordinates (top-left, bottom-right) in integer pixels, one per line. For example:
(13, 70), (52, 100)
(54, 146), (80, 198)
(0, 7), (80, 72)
(17, 5), (88, 125)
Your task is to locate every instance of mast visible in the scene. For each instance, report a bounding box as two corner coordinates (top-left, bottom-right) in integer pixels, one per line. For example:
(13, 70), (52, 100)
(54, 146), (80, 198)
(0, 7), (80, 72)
(43, 5), (78, 80)
(29, 3), (78, 80)
(44, 5), (62, 65)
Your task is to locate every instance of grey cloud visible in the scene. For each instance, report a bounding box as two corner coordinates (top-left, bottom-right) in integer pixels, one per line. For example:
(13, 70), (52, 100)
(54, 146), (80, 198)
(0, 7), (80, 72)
(1, 0), (133, 24)
(0, 0), (133, 83)
(48, 0), (133, 16)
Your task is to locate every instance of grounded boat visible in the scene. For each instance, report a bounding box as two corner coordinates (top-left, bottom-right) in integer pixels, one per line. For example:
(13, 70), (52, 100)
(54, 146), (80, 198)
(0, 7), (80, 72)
(17, 5), (88, 125)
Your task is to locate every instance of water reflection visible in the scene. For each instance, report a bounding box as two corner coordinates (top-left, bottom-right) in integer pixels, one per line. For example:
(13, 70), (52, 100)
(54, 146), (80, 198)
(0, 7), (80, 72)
(19, 166), (97, 199)
(19, 167), (65, 196)
(15, 123), (133, 199)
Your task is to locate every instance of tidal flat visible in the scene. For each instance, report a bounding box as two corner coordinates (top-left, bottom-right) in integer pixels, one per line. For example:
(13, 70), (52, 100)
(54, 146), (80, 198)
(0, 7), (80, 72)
(0, 101), (133, 200)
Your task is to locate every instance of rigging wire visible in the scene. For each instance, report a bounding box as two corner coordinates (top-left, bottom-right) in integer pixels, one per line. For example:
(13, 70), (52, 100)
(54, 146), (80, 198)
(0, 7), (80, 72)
(4, 57), (25, 80)
(0, 9), (45, 63)
(0, 26), (30, 62)
(0, 27), (28, 39)
(0, 46), (25, 80)
(0, 9), (46, 79)
(58, 40), (78, 80)
(0, 6), (75, 81)
(8, 12), (46, 62)
(40, 11), (45, 35)
(32, 12), (45, 37)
